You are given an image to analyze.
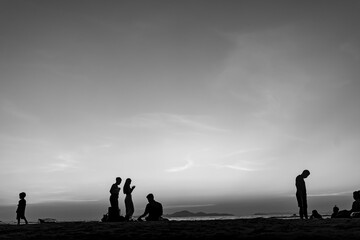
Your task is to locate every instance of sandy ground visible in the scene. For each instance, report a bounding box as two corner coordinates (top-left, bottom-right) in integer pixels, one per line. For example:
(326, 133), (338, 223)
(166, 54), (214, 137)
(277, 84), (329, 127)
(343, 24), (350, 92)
(1, 218), (360, 240)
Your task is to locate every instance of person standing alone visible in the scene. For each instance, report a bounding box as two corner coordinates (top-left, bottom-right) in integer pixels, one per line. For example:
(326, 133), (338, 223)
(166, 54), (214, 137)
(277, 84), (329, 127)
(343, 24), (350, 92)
(296, 170), (310, 219)
(16, 192), (28, 225)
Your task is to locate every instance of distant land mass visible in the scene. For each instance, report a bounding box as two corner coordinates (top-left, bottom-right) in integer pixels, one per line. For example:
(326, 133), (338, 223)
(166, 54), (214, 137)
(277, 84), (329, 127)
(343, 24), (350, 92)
(164, 210), (234, 218)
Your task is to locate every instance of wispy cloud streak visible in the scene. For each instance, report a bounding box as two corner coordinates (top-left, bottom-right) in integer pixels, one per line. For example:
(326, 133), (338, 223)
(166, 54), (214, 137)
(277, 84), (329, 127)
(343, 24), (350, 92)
(210, 148), (268, 171)
(0, 99), (40, 123)
(116, 113), (228, 133)
(308, 191), (353, 197)
(166, 159), (194, 172)
(41, 153), (80, 172)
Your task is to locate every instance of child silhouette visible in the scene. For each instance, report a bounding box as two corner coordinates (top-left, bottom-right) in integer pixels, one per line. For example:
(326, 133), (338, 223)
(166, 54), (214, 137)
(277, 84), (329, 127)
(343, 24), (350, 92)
(16, 192), (28, 225)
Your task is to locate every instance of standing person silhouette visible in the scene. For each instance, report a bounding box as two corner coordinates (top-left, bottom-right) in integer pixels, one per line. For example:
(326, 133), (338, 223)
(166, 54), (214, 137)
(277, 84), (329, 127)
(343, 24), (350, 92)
(123, 178), (135, 221)
(16, 192), (28, 225)
(296, 170), (310, 219)
(109, 177), (122, 211)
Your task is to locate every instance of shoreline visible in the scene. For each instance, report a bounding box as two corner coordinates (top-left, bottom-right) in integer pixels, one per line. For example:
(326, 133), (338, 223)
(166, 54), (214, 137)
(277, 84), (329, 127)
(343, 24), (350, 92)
(1, 218), (360, 239)
(0, 214), (334, 225)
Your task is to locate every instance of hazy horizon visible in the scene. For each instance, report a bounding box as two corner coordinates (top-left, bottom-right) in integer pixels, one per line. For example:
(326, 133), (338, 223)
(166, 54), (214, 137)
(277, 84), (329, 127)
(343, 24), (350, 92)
(1, 0), (360, 222)
(0, 193), (355, 222)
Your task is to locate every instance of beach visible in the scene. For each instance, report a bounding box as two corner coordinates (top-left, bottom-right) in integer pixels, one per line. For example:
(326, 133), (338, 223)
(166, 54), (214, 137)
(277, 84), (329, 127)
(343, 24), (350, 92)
(1, 218), (360, 240)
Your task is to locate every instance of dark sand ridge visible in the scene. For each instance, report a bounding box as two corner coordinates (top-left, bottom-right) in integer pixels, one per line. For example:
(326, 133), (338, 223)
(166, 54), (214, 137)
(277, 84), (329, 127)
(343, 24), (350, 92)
(1, 218), (360, 240)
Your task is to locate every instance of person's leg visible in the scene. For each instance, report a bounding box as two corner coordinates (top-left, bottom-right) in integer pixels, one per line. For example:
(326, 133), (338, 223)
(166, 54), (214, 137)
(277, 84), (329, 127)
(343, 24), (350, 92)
(296, 193), (304, 219)
(24, 217), (28, 224)
(110, 196), (115, 208)
(299, 206), (304, 219)
(303, 206), (308, 219)
(110, 195), (119, 210)
(303, 197), (308, 219)
(115, 198), (119, 211)
(124, 196), (130, 220)
(129, 199), (134, 219)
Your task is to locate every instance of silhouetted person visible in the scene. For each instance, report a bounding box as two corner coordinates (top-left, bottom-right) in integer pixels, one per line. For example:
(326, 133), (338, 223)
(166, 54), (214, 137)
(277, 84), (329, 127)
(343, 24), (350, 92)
(331, 205), (339, 218)
(350, 191), (360, 212)
(137, 193), (163, 221)
(350, 190), (360, 218)
(110, 177), (122, 210)
(296, 169), (310, 219)
(108, 177), (122, 221)
(16, 192), (28, 225)
(123, 178), (135, 221)
(310, 209), (322, 219)
(331, 192), (360, 219)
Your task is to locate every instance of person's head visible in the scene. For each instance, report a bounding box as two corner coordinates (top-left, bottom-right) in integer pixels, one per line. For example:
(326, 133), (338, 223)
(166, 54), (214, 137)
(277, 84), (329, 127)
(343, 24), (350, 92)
(146, 193), (154, 202)
(312, 210), (318, 215)
(123, 178), (132, 193)
(115, 177), (122, 185)
(302, 169), (310, 178)
(353, 191), (360, 201)
(125, 178), (131, 186)
(19, 192), (26, 199)
(333, 205), (339, 213)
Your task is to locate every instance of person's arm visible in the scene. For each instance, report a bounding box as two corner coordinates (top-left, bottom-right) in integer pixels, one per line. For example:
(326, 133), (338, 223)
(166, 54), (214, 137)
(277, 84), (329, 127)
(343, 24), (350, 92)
(110, 184), (115, 194)
(296, 177), (306, 195)
(351, 201), (356, 212)
(18, 200), (25, 211)
(137, 205), (149, 221)
(130, 186), (136, 194)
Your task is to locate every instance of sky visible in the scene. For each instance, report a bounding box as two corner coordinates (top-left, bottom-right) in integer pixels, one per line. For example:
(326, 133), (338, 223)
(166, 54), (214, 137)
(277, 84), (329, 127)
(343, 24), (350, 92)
(1, 0), (360, 221)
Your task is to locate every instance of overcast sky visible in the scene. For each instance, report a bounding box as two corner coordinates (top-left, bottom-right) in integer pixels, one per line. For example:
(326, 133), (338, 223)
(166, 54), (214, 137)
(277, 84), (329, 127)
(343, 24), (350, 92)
(1, 0), (360, 220)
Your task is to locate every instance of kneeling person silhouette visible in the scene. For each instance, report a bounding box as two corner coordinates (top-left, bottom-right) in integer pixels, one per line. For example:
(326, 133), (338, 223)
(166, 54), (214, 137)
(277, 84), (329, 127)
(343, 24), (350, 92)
(137, 194), (164, 221)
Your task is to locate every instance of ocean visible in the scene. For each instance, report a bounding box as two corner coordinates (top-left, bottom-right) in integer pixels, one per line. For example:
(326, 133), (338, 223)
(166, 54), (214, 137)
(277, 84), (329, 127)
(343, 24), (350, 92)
(166, 213), (332, 221)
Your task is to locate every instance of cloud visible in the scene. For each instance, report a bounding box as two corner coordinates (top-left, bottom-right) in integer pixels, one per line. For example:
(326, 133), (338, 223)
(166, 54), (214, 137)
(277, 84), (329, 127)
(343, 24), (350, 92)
(308, 191), (353, 197)
(33, 198), (99, 204)
(0, 99), (40, 123)
(165, 149), (211, 172)
(165, 159), (194, 173)
(0, 134), (50, 147)
(220, 148), (266, 158)
(340, 41), (360, 61)
(227, 165), (261, 171)
(208, 148), (269, 171)
(223, 165), (259, 171)
(210, 163), (259, 172)
(41, 153), (80, 172)
(115, 113), (228, 133)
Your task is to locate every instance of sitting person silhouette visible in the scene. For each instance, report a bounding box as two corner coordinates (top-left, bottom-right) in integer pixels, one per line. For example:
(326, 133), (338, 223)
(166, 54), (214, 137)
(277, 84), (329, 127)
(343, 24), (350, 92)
(331, 205), (339, 218)
(310, 209), (322, 219)
(331, 191), (360, 218)
(350, 190), (360, 218)
(137, 193), (163, 221)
